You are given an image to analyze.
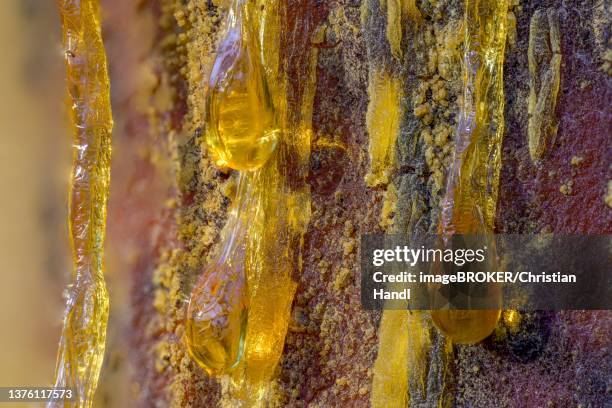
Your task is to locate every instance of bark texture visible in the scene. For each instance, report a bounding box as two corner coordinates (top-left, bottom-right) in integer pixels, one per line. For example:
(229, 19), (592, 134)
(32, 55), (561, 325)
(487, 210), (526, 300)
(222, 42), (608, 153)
(99, 0), (611, 406)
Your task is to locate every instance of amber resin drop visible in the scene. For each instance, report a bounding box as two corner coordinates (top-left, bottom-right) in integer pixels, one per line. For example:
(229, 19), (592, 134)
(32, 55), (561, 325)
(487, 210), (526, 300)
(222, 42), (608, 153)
(185, 257), (248, 374)
(185, 175), (252, 375)
(205, 0), (278, 171)
(431, 309), (501, 344)
(432, 0), (508, 345)
(431, 209), (502, 344)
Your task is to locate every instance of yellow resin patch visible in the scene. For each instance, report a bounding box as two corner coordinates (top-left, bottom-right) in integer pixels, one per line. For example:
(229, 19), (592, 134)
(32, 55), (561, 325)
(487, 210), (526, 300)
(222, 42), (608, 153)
(52, 1), (113, 406)
(365, 69), (403, 188)
(204, 0), (279, 171)
(187, 1), (318, 404)
(435, 0), (509, 344)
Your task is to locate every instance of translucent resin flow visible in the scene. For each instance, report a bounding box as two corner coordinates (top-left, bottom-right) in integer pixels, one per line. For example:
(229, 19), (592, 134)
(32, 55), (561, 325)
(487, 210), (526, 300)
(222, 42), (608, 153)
(226, 2), (318, 403)
(431, 209), (502, 344)
(185, 246), (248, 374)
(433, 0), (508, 344)
(51, 0), (113, 406)
(205, 0), (278, 171)
(185, 175), (251, 374)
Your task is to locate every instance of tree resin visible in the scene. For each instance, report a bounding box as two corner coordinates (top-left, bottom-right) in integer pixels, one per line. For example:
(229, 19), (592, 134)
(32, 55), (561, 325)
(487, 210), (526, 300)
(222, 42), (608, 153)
(205, 0), (279, 171)
(185, 175), (252, 374)
(432, 0), (508, 344)
(51, 1), (113, 406)
(431, 208), (502, 344)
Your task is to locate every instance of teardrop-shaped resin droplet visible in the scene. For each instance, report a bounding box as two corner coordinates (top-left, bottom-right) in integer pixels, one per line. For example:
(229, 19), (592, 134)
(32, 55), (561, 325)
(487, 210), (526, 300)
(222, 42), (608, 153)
(185, 252), (248, 375)
(431, 207), (501, 344)
(205, 1), (278, 171)
(431, 309), (501, 345)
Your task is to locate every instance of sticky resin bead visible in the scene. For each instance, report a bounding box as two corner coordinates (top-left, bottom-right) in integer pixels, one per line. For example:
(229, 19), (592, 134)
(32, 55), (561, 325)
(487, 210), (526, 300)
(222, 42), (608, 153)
(431, 309), (501, 345)
(185, 255), (248, 374)
(205, 0), (278, 171)
(430, 0), (508, 344)
(185, 177), (251, 374)
(431, 207), (502, 344)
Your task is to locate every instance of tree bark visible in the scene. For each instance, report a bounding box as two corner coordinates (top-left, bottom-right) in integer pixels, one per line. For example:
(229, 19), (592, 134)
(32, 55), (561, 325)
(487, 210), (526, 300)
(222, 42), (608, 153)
(99, 0), (611, 406)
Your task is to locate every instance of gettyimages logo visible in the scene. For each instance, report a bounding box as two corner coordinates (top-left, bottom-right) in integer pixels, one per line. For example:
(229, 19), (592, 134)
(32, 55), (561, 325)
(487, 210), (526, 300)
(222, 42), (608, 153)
(360, 234), (611, 311)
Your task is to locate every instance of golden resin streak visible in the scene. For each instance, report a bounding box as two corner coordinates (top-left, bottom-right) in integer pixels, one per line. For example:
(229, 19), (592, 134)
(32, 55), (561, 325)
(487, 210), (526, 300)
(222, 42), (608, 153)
(364, 69), (403, 187)
(230, 2), (318, 401)
(373, 1), (508, 405)
(434, 0), (508, 344)
(371, 311), (410, 408)
(186, 0), (274, 376)
(440, 0), (508, 234)
(187, 0), (315, 404)
(379, 0), (421, 59)
(373, 300), (450, 406)
(367, 8), (434, 408)
(51, 1), (113, 406)
(185, 174), (251, 375)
